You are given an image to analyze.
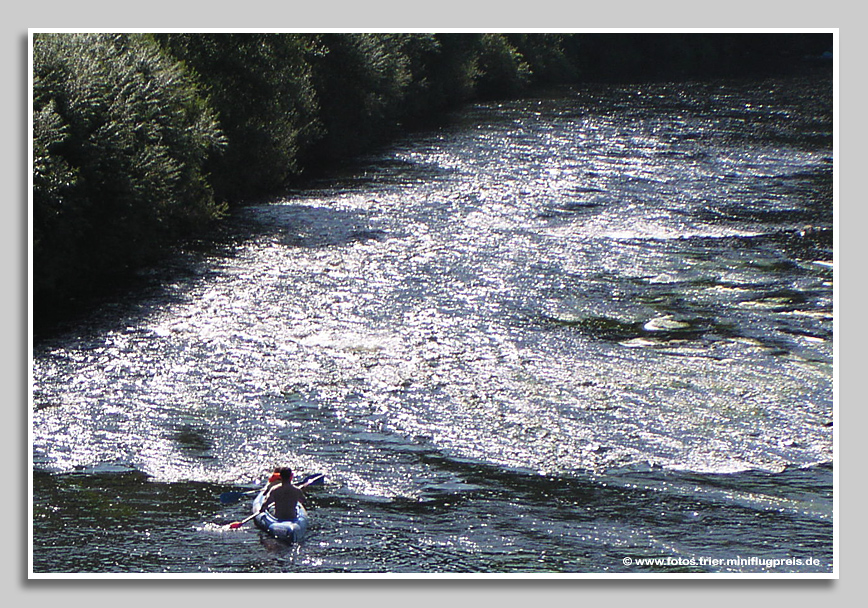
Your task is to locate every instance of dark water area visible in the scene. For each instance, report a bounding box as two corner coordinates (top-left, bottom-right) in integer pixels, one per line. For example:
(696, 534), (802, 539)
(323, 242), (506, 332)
(31, 68), (834, 575)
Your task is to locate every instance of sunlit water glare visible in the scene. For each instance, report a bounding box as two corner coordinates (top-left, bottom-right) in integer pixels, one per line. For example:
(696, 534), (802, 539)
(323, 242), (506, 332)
(32, 72), (833, 573)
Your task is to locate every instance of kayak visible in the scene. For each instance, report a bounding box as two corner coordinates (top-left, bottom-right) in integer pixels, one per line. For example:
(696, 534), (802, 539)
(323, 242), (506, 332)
(251, 487), (309, 542)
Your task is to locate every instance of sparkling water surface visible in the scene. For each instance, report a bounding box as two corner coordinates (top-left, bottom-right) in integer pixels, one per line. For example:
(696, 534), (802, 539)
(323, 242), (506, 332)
(32, 71), (833, 574)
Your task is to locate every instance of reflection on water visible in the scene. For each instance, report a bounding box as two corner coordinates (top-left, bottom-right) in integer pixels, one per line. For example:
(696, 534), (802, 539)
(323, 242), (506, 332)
(32, 70), (833, 573)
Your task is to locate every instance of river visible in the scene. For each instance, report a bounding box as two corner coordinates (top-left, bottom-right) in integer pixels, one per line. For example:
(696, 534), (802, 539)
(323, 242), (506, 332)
(31, 68), (834, 575)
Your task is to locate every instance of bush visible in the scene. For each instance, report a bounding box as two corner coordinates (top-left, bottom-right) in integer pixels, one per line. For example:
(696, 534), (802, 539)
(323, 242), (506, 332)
(32, 33), (226, 311)
(156, 34), (322, 199)
(304, 33), (418, 163)
(506, 34), (579, 84)
(475, 33), (532, 98)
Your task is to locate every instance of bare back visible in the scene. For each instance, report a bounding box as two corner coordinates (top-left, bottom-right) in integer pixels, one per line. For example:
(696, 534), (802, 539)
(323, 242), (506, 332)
(264, 483), (306, 521)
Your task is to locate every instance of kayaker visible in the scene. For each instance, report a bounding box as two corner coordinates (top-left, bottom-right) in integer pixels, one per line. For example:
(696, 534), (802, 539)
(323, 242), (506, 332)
(258, 467), (306, 521)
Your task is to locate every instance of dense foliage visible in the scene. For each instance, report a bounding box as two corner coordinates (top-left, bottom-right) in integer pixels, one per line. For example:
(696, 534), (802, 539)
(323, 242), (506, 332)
(154, 33), (321, 199)
(33, 33), (226, 314)
(32, 32), (831, 325)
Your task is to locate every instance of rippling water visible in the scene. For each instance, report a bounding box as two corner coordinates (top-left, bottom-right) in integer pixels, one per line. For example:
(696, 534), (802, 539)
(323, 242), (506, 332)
(31, 70), (834, 575)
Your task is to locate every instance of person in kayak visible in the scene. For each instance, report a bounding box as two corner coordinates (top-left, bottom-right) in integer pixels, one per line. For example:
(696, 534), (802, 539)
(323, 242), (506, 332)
(259, 467), (306, 521)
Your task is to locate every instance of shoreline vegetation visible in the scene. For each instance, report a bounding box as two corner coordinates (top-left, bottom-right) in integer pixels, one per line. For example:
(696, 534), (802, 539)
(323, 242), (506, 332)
(31, 32), (832, 332)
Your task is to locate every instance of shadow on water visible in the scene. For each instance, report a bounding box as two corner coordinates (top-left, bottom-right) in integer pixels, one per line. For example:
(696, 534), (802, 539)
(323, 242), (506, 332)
(33, 200), (393, 345)
(172, 424), (216, 460)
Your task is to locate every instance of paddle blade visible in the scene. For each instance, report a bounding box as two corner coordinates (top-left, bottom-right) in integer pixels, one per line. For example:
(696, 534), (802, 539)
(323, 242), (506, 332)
(228, 521), (243, 529)
(300, 473), (325, 487)
(219, 488), (261, 504)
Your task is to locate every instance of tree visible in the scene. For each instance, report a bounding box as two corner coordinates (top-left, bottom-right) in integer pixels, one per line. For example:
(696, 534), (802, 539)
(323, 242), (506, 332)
(157, 33), (322, 199)
(33, 33), (226, 312)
